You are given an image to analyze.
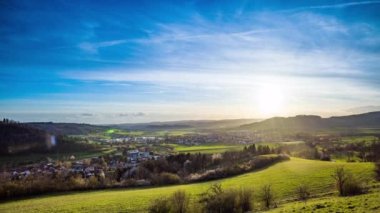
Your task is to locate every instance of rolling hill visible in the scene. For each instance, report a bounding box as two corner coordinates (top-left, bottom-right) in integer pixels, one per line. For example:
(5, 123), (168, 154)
(113, 119), (260, 131)
(240, 111), (380, 132)
(27, 122), (108, 135)
(0, 121), (48, 154)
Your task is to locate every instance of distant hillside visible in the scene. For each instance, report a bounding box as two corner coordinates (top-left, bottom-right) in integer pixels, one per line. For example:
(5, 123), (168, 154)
(28, 122), (108, 135)
(24, 119), (259, 135)
(0, 121), (101, 155)
(113, 119), (260, 131)
(240, 111), (380, 132)
(0, 120), (49, 154)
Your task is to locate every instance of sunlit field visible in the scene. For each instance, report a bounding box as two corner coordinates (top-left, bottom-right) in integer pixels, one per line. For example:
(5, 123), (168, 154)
(168, 143), (246, 153)
(269, 189), (380, 213)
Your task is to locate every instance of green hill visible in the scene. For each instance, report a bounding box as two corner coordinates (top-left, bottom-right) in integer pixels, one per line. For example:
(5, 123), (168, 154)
(113, 119), (259, 131)
(240, 111), (380, 132)
(0, 121), (48, 154)
(27, 122), (108, 135)
(0, 158), (375, 212)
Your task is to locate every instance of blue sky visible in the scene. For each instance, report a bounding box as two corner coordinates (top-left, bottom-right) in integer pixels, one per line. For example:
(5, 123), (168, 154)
(1, 0), (380, 123)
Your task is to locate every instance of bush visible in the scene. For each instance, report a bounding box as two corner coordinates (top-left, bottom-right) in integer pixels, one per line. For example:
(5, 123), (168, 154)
(152, 172), (181, 185)
(199, 184), (253, 213)
(148, 197), (171, 213)
(332, 166), (364, 196)
(343, 175), (364, 196)
(332, 166), (348, 196)
(375, 162), (380, 181)
(238, 188), (253, 212)
(259, 184), (275, 209)
(148, 190), (190, 213)
(171, 190), (189, 213)
(296, 184), (310, 202)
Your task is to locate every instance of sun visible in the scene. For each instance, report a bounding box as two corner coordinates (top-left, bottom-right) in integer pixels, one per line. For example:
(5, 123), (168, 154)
(256, 85), (285, 116)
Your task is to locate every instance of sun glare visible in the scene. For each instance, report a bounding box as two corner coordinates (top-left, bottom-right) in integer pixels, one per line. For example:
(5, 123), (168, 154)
(257, 85), (285, 116)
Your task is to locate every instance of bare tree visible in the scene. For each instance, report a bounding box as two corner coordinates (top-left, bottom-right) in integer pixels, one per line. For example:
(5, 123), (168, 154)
(375, 162), (380, 181)
(171, 190), (189, 213)
(296, 184), (310, 203)
(332, 166), (348, 196)
(148, 197), (171, 213)
(239, 188), (253, 212)
(260, 184), (275, 209)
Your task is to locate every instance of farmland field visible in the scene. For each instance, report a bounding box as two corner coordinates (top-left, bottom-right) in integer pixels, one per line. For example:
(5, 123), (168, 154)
(0, 158), (375, 213)
(169, 143), (246, 153)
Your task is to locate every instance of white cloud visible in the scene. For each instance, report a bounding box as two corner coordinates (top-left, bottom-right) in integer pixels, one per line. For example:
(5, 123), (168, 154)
(61, 12), (380, 119)
(281, 1), (380, 12)
(78, 39), (128, 54)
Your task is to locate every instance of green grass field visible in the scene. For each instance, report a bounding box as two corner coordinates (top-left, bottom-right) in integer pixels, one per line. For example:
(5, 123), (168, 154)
(169, 144), (246, 153)
(169, 141), (305, 154)
(270, 189), (380, 213)
(0, 158), (375, 212)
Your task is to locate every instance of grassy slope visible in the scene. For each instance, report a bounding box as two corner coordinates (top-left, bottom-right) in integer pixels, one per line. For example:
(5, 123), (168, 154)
(269, 190), (380, 213)
(0, 158), (375, 213)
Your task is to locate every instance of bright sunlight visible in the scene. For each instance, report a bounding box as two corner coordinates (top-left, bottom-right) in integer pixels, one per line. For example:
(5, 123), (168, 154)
(257, 85), (285, 116)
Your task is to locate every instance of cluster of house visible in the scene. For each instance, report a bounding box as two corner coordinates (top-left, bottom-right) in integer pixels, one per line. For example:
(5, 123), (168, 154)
(7, 148), (162, 181)
(125, 149), (159, 163)
(167, 132), (262, 145)
(101, 136), (164, 144)
(10, 162), (68, 180)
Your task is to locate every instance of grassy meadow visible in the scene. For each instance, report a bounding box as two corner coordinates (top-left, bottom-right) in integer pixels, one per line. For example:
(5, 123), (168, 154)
(168, 143), (246, 154)
(0, 158), (376, 212)
(169, 141), (305, 154)
(270, 188), (380, 213)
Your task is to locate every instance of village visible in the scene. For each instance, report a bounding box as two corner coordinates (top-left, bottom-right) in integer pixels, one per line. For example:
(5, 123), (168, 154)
(100, 131), (290, 146)
(7, 147), (162, 184)
(4, 131), (305, 186)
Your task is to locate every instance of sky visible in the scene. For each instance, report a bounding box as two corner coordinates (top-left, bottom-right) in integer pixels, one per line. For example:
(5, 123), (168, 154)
(1, 0), (380, 124)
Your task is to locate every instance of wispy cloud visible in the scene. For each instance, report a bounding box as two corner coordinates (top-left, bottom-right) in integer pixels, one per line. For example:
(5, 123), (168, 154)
(78, 39), (129, 54)
(60, 11), (380, 118)
(2, 1), (380, 122)
(282, 1), (380, 12)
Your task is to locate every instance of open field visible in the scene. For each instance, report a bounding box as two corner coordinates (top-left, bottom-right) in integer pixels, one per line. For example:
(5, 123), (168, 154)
(256, 141), (305, 148)
(0, 158), (375, 212)
(168, 143), (246, 153)
(168, 141), (304, 154)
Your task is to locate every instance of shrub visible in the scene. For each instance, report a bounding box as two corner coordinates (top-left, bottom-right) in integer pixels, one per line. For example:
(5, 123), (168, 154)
(259, 184), (275, 209)
(296, 184), (310, 202)
(152, 172), (181, 185)
(87, 176), (100, 189)
(343, 175), (364, 196)
(332, 166), (365, 196)
(199, 184), (253, 213)
(375, 161), (380, 181)
(238, 188), (253, 212)
(332, 166), (348, 196)
(148, 197), (171, 213)
(171, 190), (189, 213)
